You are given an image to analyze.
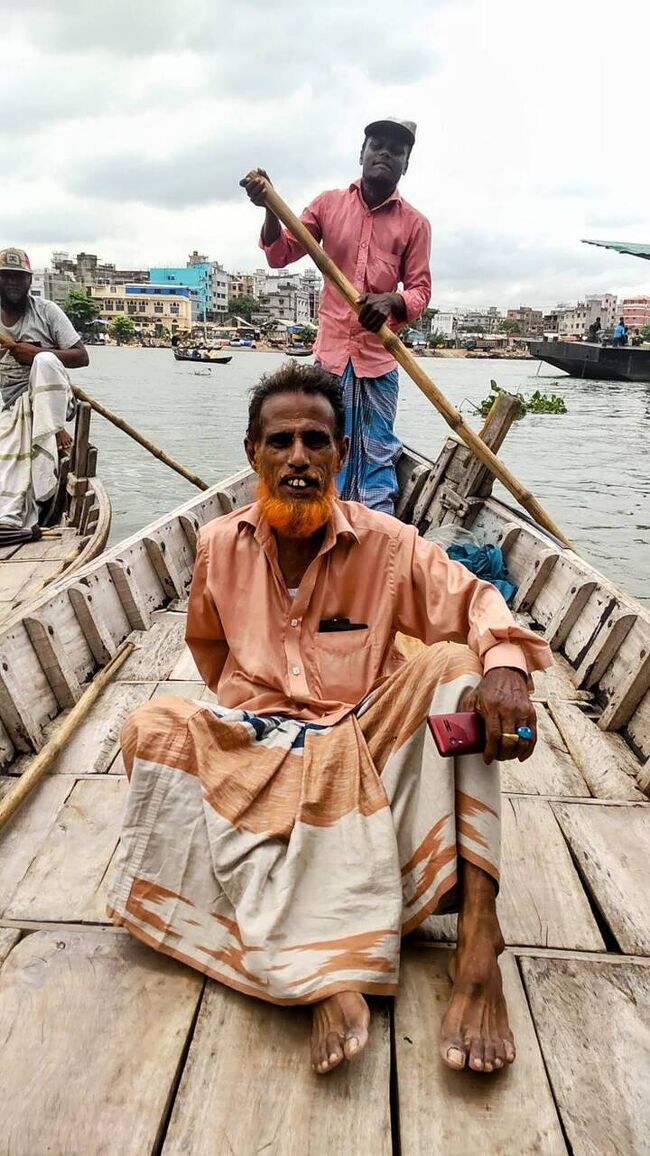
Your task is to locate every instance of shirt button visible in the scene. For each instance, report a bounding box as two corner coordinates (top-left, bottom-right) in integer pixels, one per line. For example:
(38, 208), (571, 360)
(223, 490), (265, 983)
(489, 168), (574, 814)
(292, 666), (301, 676)
(290, 618), (299, 627)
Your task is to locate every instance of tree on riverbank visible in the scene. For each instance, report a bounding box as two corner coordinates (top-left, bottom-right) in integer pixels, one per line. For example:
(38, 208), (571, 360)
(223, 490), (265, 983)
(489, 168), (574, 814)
(228, 295), (258, 323)
(497, 319), (521, 337)
(109, 314), (136, 345)
(63, 288), (100, 333)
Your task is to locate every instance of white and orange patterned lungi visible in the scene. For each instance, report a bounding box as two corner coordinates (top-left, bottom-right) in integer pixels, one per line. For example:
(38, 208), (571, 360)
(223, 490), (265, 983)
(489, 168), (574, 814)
(108, 643), (500, 1005)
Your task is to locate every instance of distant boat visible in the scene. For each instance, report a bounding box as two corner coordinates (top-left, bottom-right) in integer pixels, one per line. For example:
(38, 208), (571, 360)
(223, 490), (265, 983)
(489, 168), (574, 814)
(529, 340), (650, 382)
(287, 346), (313, 358)
(173, 349), (232, 365)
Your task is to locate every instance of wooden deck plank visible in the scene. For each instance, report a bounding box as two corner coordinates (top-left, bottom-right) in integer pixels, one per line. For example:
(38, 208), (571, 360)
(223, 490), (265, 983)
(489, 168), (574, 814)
(116, 615), (186, 682)
(153, 680), (204, 700)
(168, 644), (201, 681)
(162, 981), (391, 1156)
(394, 947), (566, 1155)
(531, 655), (591, 703)
(521, 956), (650, 1156)
(547, 699), (644, 800)
(2, 778), (127, 922)
(498, 797), (604, 950)
(7, 682), (156, 776)
(500, 704), (590, 797)
(0, 929), (203, 1156)
(416, 798), (604, 951)
(0, 776), (74, 912)
(552, 803), (650, 954)
(0, 558), (63, 604)
(0, 928), (20, 967)
(13, 528), (81, 562)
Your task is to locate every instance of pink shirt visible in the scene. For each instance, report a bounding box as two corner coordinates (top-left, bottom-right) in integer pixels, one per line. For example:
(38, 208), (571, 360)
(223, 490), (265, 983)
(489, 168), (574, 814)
(186, 500), (552, 725)
(261, 180), (432, 377)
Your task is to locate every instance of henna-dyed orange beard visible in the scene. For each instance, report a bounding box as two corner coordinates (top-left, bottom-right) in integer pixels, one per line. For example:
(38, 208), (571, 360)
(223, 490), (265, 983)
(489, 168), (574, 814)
(256, 468), (335, 539)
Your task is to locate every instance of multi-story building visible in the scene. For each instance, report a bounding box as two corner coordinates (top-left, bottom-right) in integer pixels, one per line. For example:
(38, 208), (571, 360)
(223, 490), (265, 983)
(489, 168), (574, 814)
(432, 312), (458, 339)
(31, 269), (79, 306)
(506, 306), (544, 336)
(259, 275), (310, 325)
(228, 270), (267, 300)
(587, 294), (617, 330)
(300, 269), (322, 323)
(53, 251), (148, 286)
(150, 254), (228, 320)
(88, 283), (193, 332)
(620, 296), (650, 331)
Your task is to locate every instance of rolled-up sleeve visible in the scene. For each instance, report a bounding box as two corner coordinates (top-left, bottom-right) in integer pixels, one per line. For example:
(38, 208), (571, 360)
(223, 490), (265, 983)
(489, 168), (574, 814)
(260, 197), (324, 268)
(399, 215), (432, 323)
(185, 535), (229, 691)
(394, 528), (553, 676)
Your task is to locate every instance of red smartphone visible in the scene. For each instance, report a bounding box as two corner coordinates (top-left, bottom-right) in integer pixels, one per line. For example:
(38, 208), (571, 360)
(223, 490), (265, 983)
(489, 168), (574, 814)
(427, 711), (485, 757)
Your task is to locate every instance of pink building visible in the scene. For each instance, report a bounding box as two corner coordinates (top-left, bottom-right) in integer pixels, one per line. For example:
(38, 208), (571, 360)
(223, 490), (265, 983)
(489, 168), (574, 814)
(621, 297), (650, 330)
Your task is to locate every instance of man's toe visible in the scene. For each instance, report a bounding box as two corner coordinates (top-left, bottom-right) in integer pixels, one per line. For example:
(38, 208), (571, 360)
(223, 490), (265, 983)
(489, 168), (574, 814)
(468, 1037), (485, 1071)
(440, 1038), (467, 1070)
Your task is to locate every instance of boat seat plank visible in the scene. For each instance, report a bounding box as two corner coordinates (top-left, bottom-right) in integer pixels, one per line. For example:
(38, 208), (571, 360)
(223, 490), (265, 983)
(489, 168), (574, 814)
(500, 704), (590, 796)
(0, 558), (64, 604)
(626, 685), (650, 765)
(0, 776), (74, 912)
(0, 929), (203, 1156)
(7, 682), (157, 776)
(394, 946), (567, 1155)
(416, 797), (604, 951)
(161, 981), (391, 1156)
(552, 802), (650, 954)
(115, 615), (187, 682)
(520, 955), (650, 1156)
(153, 680), (205, 700)
(2, 778), (127, 923)
(547, 699), (644, 800)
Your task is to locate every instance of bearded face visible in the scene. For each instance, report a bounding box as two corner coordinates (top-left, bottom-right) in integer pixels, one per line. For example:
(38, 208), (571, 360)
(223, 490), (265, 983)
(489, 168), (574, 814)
(245, 390), (348, 540)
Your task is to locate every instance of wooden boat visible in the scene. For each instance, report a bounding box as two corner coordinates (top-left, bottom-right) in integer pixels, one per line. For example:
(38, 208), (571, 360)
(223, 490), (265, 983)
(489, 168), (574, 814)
(530, 339), (650, 382)
(0, 397), (111, 624)
(287, 346), (313, 357)
(0, 400), (648, 1154)
(173, 349), (233, 365)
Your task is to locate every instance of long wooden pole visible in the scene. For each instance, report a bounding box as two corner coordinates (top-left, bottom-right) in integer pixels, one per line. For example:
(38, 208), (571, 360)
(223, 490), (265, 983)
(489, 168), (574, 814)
(243, 170), (574, 549)
(0, 640), (135, 832)
(72, 385), (210, 491)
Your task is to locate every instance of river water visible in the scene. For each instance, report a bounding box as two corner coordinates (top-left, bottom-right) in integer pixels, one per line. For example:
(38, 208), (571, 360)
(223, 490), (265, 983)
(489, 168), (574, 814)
(84, 346), (649, 604)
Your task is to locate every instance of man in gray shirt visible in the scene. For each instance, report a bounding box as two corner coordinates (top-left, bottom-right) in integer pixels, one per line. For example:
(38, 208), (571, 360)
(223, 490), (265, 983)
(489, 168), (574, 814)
(0, 247), (89, 529)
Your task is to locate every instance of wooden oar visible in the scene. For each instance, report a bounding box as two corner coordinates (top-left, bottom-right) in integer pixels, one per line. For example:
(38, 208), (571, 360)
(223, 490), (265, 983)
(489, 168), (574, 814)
(0, 335), (209, 491)
(242, 170), (574, 550)
(0, 640), (135, 832)
(72, 386), (210, 492)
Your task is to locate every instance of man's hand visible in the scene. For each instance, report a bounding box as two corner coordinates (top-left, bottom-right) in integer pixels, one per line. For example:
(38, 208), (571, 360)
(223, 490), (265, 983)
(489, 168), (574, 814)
(9, 342), (41, 366)
(357, 292), (405, 333)
(460, 667), (536, 765)
(240, 168), (272, 207)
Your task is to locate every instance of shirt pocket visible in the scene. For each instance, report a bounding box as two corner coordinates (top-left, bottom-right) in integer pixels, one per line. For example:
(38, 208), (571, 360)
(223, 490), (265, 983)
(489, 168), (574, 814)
(314, 628), (377, 704)
(368, 248), (402, 293)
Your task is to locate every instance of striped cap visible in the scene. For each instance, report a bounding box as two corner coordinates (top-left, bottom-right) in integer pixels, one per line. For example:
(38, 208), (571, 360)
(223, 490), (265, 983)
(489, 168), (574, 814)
(0, 248), (32, 273)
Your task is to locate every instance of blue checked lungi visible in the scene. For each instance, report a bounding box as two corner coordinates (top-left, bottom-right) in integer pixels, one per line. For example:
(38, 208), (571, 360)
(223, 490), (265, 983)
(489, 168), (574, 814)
(335, 360), (402, 514)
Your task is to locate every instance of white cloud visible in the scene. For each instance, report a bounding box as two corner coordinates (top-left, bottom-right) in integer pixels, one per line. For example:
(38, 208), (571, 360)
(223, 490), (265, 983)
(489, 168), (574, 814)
(1, 0), (649, 307)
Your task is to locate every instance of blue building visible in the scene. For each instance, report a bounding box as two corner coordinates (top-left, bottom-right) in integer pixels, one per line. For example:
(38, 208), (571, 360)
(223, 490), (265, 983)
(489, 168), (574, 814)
(149, 263), (211, 318)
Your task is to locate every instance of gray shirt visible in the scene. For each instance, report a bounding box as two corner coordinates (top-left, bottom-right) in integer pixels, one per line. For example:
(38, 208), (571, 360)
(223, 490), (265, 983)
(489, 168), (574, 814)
(0, 295), (81, 408)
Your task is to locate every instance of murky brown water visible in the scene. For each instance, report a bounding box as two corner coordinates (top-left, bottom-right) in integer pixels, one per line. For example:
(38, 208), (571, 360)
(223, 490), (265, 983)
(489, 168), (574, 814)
(83, 346), (649, 603)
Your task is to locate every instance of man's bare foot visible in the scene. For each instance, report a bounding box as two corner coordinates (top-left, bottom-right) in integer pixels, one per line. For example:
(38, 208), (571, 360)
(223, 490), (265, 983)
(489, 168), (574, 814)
(311, 991), (370, 1074)
(439, 909), (515, 1073)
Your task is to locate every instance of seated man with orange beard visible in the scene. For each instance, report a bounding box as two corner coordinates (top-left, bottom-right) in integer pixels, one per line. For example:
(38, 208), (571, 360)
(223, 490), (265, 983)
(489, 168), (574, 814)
(108, 363), (552, 1078)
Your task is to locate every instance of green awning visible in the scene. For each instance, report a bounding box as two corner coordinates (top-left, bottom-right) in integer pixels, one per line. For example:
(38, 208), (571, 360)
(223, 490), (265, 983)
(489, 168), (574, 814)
(582, 239), (650, 260)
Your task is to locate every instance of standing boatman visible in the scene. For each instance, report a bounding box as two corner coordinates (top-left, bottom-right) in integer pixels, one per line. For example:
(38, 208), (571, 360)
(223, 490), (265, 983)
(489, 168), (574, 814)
(241, 117), (432, 514)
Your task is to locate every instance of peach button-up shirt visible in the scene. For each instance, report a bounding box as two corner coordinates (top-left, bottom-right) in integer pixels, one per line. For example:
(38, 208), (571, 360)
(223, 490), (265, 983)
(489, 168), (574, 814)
(186, 501), (552, 724)
(261, 180), (431, 378)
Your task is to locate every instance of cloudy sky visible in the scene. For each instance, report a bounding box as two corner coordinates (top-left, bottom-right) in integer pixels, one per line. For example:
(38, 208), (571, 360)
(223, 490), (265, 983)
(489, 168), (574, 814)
(2, 0), (649, 308)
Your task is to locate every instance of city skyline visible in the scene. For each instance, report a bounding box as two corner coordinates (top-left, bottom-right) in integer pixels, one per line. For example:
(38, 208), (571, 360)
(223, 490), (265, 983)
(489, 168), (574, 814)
(3, 0), (649, 308)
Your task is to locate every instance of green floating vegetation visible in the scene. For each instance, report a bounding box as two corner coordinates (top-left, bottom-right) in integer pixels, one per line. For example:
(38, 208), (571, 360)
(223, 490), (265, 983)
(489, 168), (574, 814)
(476, 379), (567, 418)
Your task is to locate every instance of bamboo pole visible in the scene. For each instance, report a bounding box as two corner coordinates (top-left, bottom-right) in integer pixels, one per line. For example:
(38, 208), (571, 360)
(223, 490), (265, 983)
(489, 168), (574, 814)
(72, 386), (210, 491)
(0, 641), (135, 832)
(1, 334), (210, 491)
(242, 170), (574, 550)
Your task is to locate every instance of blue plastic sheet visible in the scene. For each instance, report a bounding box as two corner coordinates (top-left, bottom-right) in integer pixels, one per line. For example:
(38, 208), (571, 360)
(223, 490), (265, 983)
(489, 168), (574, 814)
(446, 544), (516, 604)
